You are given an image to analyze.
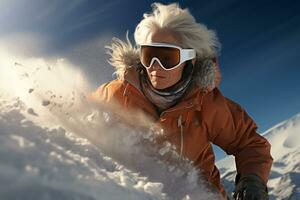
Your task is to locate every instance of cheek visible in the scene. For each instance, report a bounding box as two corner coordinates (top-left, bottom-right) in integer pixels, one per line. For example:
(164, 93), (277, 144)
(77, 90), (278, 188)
(173, 67), (184, 80)
(164, 71), (178, 85)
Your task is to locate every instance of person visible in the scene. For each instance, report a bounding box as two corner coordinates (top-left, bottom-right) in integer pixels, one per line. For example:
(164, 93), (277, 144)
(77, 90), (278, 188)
(90, 2), (273, 199)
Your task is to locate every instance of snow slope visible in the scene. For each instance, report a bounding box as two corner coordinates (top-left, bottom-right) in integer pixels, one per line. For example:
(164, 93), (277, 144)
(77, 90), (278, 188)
(217, 113), (300, 200)
(0, 51), (222, 200)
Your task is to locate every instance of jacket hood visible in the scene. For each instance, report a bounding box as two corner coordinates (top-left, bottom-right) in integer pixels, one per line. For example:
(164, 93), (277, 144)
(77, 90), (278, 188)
(105, 35), (221, 92)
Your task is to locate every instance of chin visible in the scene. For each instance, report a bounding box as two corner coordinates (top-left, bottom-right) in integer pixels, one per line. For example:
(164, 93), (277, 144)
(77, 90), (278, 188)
(152, 79), (179, 89)
(151, 82), (169, 90)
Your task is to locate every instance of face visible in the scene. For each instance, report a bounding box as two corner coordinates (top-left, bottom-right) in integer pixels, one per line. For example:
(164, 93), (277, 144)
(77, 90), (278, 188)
(144, 29), (189, 89)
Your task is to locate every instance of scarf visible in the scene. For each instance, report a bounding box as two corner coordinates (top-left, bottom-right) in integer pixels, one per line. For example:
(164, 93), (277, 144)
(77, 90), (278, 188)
(140, 61), (194, 113)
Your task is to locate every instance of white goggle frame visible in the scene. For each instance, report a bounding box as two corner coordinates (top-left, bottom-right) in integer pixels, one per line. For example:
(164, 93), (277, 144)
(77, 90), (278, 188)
(139, 42), (196, 71)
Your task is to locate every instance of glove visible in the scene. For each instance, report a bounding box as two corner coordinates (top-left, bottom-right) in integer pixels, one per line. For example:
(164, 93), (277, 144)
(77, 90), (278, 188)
(232, 173), (269, 200)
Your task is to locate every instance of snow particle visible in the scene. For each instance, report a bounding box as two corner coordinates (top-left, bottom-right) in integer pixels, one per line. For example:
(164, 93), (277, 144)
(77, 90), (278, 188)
(143, 182), (164, 195)
(27, 108), (38, 116)
(25, 165), (40, 175)
(42, 100), (51, 106)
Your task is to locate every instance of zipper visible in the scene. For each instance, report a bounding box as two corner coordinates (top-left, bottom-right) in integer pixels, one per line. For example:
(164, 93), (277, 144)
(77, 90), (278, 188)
(175, 90), (208, 160)
(177, 115), (184, 159)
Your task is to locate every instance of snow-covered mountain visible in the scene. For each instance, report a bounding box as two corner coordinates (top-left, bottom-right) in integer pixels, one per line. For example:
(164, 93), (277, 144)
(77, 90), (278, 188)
(217, 112), (300, 200)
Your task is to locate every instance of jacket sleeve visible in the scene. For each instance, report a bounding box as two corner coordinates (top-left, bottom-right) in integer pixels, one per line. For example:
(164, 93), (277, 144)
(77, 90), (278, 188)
(89, 80), (126, 105)
(208, 95), (273, 184)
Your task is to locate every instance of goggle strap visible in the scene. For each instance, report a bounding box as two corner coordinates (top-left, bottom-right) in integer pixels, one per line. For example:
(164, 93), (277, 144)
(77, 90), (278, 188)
(181, 49), (196, 62)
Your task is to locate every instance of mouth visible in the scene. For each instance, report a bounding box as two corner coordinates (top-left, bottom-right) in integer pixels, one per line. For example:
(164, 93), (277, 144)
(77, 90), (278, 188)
(151, 74), (165, 78)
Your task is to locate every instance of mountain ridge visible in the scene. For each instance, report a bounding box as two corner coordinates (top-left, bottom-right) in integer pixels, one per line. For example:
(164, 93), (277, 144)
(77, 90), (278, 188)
(217, 112), (300, 199)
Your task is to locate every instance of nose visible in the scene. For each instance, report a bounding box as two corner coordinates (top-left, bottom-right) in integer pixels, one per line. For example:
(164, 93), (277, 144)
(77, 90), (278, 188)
(150, 59), (163, 70)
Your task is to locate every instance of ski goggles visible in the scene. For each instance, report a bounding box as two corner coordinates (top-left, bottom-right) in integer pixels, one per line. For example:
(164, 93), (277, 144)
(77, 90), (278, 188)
(139, 43), (196, 71)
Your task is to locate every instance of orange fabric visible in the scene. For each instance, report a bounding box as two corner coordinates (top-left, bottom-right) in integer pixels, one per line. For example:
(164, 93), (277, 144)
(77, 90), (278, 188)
(91, 79), (273, 199)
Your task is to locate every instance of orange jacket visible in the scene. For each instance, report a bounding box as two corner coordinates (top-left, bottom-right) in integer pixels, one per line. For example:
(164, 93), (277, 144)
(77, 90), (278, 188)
(90, 39), (273, 198)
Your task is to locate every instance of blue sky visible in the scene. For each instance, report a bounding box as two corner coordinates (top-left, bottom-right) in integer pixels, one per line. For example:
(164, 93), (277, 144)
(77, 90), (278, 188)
(1, 0), (299, 160)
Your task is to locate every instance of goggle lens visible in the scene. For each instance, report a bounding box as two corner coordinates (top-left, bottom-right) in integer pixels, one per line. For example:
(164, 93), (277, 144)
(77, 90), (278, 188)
(140, 46), (180, 69)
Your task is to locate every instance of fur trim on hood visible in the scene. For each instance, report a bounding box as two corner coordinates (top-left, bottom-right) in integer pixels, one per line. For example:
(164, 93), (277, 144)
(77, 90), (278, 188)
(105, 34), (221, 92)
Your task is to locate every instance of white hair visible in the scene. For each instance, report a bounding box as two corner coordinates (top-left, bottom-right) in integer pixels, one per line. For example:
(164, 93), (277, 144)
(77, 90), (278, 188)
(134, 2), (221, 59)
(106, 2), (222, 90)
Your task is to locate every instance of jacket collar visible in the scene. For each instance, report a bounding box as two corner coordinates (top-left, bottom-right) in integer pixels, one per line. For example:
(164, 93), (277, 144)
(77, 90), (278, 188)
(123, 79), (206, 121)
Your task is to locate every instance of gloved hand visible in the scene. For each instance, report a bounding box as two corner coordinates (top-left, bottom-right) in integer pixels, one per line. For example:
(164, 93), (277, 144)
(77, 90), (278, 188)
(232, 173), (269, 200)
